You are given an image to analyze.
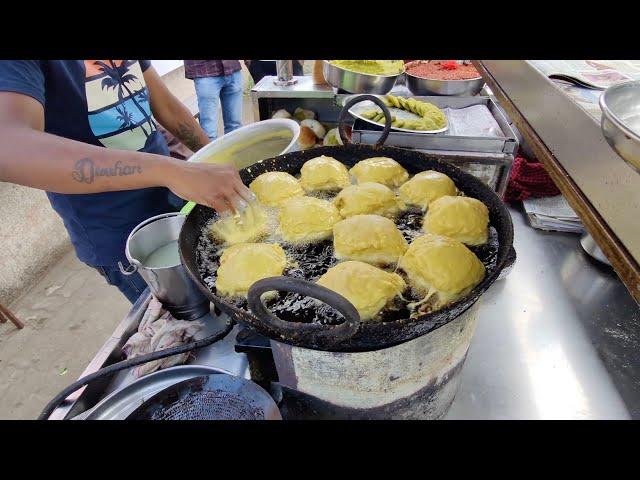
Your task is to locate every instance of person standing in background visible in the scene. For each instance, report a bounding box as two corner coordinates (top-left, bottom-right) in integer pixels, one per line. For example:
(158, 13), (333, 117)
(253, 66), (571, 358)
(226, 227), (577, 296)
(244, 60), (304, 85)
(184, 60), (244, 141)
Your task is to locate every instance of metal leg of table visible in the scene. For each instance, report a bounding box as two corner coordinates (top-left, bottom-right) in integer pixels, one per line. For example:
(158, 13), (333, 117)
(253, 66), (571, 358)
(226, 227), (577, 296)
(580, 233), (613, 266)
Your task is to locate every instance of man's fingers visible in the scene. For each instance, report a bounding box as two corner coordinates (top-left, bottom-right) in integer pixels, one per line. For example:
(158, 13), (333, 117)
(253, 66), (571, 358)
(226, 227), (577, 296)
(227, 190), (248, 213)
(234, 183), (255, 203)
(207, 196), (232, 215)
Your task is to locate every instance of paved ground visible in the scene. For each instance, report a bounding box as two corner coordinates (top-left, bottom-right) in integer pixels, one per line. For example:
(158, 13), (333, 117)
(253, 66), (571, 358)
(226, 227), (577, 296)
(0, 87), (258, 420)
(0, 247), (131, 419)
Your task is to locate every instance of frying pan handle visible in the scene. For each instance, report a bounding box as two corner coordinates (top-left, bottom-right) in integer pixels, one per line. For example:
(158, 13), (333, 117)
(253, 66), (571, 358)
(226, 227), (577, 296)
(247, 276), (360, 345)
(338, 94), (392, 147)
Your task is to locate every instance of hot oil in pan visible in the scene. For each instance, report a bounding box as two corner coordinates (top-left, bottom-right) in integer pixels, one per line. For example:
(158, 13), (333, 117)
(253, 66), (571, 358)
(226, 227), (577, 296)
(195, 200), (499, 325)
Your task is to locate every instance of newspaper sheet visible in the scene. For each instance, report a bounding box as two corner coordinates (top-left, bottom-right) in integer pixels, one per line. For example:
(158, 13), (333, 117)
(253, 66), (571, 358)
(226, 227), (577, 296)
(528, 60), (640, 120)
(530, 60), (640, 89)
(522, 195), (585, 233)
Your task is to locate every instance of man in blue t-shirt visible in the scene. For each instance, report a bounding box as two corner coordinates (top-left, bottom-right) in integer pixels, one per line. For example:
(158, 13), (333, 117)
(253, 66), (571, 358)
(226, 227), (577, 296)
(0, 60), (254, 302)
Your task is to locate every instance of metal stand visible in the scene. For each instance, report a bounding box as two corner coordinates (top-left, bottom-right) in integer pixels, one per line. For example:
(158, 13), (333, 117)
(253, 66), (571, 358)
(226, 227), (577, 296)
(580, 233), (612, 266)
(273, 60), (298, 87)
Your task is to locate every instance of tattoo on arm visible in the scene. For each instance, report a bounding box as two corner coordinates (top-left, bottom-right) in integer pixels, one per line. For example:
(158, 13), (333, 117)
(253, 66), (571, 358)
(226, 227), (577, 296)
(72, 158), (143, 184)
(175, 122), (207, 152)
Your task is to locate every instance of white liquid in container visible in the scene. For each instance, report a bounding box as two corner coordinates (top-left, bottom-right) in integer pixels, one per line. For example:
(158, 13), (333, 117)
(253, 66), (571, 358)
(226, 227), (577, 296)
(143, 240), (181, 268)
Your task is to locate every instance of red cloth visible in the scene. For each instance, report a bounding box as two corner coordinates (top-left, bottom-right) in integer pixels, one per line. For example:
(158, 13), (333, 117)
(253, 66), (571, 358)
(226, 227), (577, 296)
(504, 156), (560, 203)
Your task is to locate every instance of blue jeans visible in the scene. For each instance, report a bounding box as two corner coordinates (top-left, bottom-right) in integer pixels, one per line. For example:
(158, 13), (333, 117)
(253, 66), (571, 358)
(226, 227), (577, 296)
(93, 265), (148, 304)
(194, 71), (243, 141)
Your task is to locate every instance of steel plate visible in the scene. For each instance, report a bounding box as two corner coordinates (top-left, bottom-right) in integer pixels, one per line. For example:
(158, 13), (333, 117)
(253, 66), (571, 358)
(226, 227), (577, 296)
(348, 96), (448, 134)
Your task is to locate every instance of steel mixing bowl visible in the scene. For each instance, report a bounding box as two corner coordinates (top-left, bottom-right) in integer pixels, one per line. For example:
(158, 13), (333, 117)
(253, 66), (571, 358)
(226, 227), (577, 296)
(600, 80), (640, 173)
(405, 61), (484, 96)
(322, 60), (403, 94)
(406, 74), (485, 96)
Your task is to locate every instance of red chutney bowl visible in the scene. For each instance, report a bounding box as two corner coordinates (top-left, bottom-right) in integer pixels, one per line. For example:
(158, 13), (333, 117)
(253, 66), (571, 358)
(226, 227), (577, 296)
(405, 60), (485, 97)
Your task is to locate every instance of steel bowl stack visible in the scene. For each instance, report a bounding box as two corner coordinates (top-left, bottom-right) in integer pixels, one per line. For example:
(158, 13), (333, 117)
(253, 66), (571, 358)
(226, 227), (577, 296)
(322, 60), (404, 95)
(405, 60), (485, 97)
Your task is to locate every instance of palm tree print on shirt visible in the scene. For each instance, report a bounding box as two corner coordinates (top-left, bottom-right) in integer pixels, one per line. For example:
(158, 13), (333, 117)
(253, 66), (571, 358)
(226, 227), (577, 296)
(115, 105), (135, 130)
(93, 60), (156, 137)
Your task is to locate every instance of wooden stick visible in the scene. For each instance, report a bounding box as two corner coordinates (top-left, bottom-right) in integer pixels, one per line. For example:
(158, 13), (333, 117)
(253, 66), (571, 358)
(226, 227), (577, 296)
(0, 303), (24, 329)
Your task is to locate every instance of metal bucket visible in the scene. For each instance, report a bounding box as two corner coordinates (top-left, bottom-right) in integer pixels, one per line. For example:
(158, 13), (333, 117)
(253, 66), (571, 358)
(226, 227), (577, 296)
(271, 302), (480, 420)
(120, 212), (209, 320)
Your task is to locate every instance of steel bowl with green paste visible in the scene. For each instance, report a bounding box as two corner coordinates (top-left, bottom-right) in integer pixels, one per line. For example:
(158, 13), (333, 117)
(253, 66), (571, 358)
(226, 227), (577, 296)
(323, 60), (405, 94)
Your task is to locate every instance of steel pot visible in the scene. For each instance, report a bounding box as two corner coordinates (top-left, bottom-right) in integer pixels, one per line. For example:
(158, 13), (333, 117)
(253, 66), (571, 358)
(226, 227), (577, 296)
(120, 212), (209, 320)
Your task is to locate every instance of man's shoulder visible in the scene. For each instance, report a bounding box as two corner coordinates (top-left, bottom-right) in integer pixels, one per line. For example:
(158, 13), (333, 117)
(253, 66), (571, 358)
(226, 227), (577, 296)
(0, 60), (48, 105)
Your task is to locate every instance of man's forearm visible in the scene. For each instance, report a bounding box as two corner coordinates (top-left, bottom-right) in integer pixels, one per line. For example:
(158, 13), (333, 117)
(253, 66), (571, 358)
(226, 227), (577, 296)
(143, 66), (211, 152)
(0, 126), (178, 194)
(171, 114), (211, 152)
(152, 93), (210, 152)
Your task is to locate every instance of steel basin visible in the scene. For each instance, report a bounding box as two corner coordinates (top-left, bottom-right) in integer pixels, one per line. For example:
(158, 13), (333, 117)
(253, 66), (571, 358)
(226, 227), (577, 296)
(322, 60), (402, 95)
(406, 72), (485, 97)
(600, 80), (640, 173)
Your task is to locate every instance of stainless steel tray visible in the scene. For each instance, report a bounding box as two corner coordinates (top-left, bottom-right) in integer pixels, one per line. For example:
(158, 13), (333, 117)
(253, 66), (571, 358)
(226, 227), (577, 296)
(350, 95), (518, 155)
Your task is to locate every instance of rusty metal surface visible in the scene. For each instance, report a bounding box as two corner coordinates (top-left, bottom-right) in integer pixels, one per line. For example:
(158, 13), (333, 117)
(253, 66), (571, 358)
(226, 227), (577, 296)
(270, 303), (479, 419)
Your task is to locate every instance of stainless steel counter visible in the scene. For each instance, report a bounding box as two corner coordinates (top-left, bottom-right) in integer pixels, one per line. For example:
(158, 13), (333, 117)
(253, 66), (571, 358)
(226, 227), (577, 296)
(54, 206), (640, 420)
(447, 206), (639, 419)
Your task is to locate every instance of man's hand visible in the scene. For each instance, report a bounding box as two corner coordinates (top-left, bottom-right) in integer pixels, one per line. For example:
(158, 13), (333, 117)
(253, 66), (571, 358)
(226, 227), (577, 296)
(165, 161), (255, 214)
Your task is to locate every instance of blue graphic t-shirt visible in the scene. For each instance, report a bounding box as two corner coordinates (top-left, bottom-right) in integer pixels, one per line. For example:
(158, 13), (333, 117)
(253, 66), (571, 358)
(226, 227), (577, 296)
(0, 60), (176, 266)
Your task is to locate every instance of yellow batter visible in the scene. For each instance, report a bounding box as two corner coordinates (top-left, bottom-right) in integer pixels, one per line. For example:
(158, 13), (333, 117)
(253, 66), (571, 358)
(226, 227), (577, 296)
(249, 171), (304, 207)
(333, 214), (408, 265)
(278, 196), (342, 244)
(399, 170), (457, 210)
(349, 157), (409, 188)
(317, 261), (406, 321)
(216, 242), (287, 298)
(423, 196), (489, 246)
(398, 234), (485, 307)
(209, 201), (269, 245)
(329, 60), (405, 76)
(299, 155), (351, 192)
(333, 182), (405, 218)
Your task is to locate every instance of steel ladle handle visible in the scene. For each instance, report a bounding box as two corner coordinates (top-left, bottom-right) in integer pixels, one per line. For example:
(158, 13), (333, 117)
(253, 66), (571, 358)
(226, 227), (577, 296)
(247, 276), (360, 347)
(338, 94), (393, 147)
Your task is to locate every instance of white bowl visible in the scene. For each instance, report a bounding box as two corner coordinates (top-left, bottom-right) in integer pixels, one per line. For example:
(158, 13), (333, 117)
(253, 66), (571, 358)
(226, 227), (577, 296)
(188, 118), (301, 167)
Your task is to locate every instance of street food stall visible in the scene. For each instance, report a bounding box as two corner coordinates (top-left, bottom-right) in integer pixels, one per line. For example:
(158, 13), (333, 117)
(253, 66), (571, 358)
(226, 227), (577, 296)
(46, 60), (640, 420)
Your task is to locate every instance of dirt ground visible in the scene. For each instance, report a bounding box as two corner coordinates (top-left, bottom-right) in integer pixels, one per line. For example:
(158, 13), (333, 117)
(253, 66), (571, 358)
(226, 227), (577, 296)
(0, 86), (259, 420)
